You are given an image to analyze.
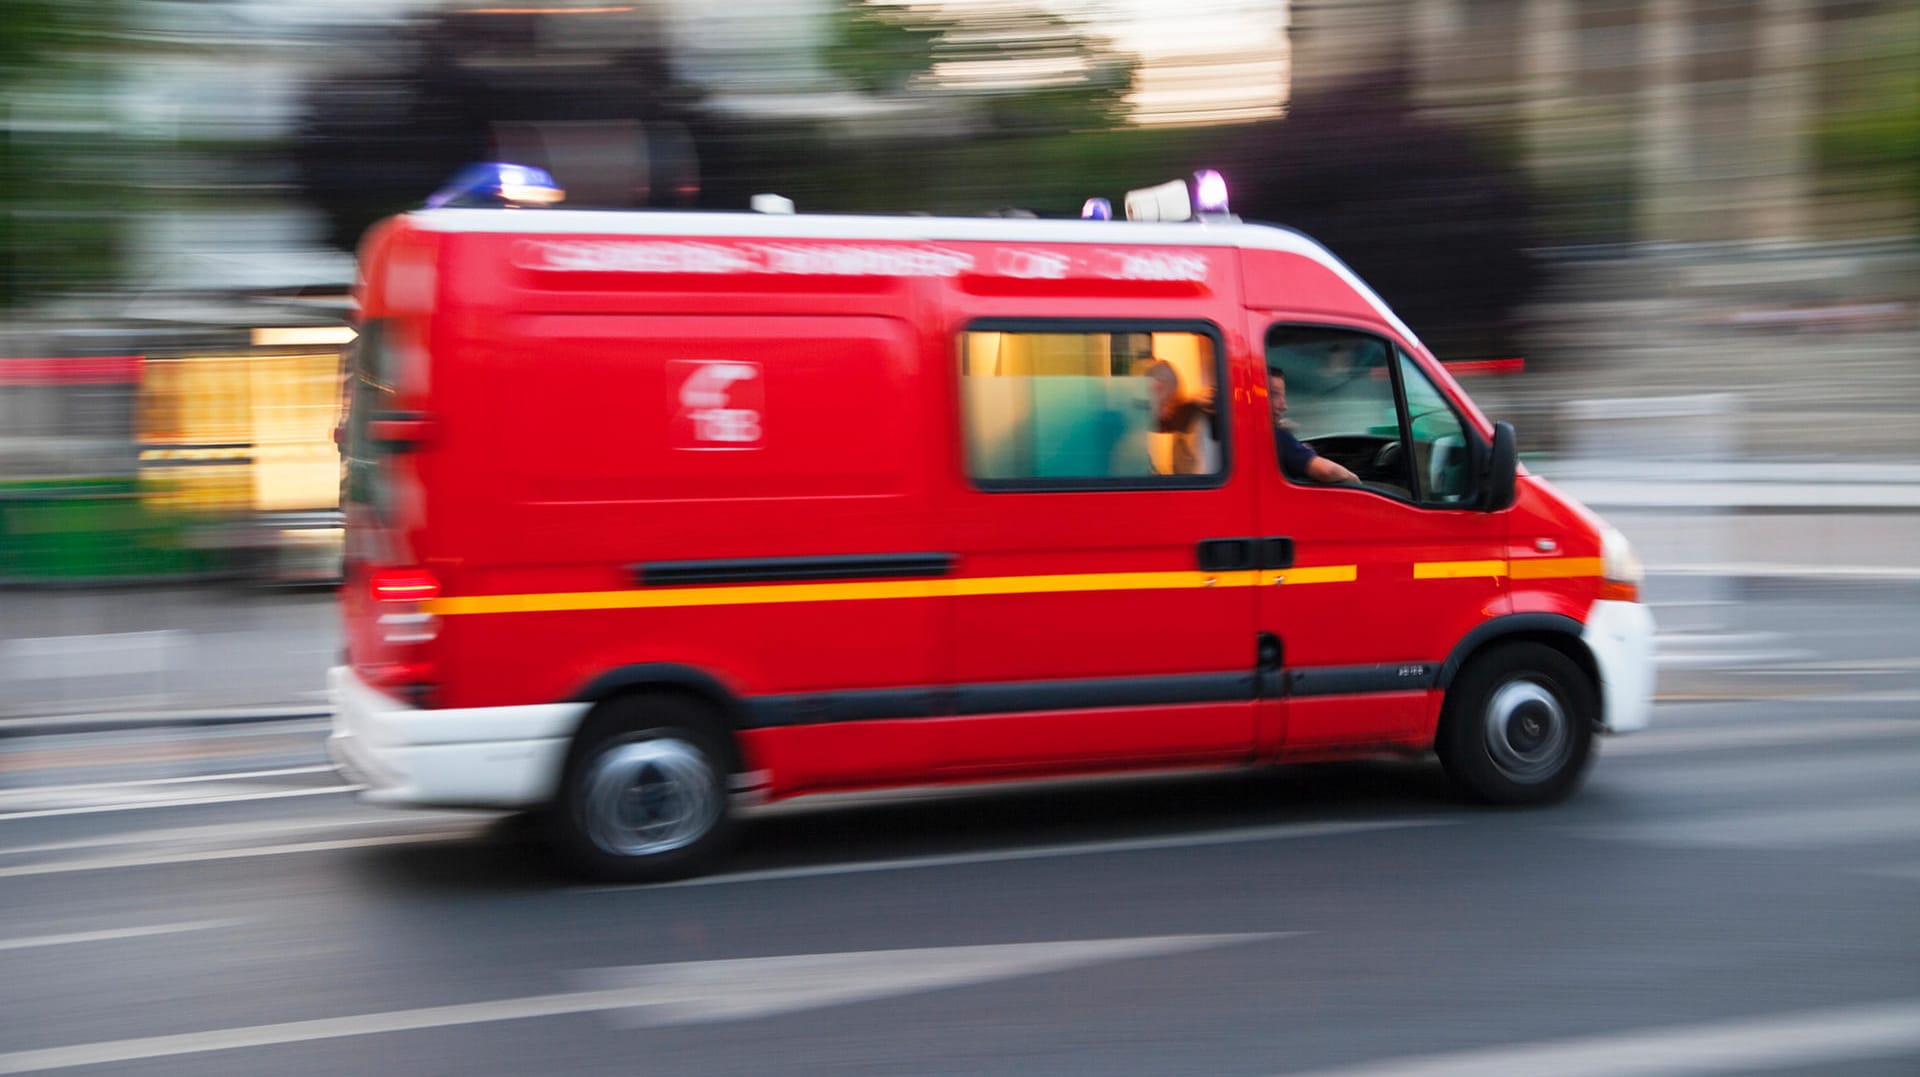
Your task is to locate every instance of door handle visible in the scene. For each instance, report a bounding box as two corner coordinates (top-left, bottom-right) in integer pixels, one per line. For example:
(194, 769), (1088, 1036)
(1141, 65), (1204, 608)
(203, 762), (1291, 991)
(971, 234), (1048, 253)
(1259, 537), (1295, 570)
(1196, 538), (1256, 572)
(1197, 537), (1295, 572)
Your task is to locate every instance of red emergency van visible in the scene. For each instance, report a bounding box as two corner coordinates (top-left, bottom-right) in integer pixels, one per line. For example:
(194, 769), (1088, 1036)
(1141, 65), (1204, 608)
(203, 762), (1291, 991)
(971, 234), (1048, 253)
(328, 169), (1655, 881)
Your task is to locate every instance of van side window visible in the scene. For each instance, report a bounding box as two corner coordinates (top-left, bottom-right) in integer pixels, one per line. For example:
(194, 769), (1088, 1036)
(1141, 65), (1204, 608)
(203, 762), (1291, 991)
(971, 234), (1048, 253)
(959, 324), (1225, 488)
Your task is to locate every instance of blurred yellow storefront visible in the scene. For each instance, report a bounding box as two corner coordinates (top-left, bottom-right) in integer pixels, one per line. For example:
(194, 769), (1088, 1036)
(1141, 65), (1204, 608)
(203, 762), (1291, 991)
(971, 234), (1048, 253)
(131, 338), (347, 583)
(137, 348), (344, 516)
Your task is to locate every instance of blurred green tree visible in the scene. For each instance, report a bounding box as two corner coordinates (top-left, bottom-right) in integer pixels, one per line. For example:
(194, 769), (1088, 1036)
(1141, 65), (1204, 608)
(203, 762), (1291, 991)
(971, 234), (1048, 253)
(823, 0), (1138, 135)
(824, 0), (949, 95)
(1818, 4), (1920, 229)
(0, 0), (127, 308)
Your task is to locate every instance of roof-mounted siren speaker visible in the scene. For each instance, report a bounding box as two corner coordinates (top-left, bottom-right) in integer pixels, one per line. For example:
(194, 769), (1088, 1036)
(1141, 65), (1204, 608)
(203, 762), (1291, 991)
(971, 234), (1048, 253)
(751, 193), (796, 215)
(1123, 170), (1235, 223)
(1124, 179), (1192, 222)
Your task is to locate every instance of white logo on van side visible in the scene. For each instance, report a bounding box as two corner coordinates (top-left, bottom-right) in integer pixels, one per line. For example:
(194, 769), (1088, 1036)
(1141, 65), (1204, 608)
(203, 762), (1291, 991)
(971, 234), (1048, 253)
(1096, 250), (1210, 282)
(512, 240), (1212, 285)
(994, 248), (1071, 280)
(671, 361), (764, 449)
(514, 240), (974, 279)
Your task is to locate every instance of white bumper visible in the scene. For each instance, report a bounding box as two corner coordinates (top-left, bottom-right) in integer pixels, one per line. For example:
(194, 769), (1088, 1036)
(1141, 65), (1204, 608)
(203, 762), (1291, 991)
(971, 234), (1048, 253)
(327, 666), (587, 809)
(1581, 600), (1657, 734)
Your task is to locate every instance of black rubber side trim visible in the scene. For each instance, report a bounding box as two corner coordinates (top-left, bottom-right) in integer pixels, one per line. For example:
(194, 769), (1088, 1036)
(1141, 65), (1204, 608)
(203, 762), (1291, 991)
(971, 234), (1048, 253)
(1287, 663), (1438, 698)
(1259, 671), (1286, 699)
(747, 687), (942, 729)
(743, 672), (1256, 729)
(953, 672), (1254, 717)
(586, 660), (1455, 734)
(1435, 614), (1585, 690)
(634, 553), (954, 588)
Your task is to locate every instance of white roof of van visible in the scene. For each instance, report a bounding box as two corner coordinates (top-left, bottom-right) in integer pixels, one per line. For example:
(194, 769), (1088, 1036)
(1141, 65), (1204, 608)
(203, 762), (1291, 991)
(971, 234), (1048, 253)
(407, 208), (1417, 346)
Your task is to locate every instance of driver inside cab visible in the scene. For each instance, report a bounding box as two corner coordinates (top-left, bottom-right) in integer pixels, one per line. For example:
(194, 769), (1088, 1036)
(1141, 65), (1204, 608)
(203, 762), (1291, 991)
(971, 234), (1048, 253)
(1267, 363), (1359, 487)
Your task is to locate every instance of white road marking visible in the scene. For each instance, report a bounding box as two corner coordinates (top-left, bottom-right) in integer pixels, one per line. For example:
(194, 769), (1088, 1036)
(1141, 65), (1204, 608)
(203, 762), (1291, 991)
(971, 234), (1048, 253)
(0, 765), (334, 799)
(1656, 562), (1920, 581)
(0, 785), (358, 822)
(0, 919), (237, 953)
(581, 818), (1451, 893)
(0, 830), (474, 879)
(1766, 690), (1920, 704)
(1656, 651), (1810, 670)
(1606, 716), (1920, 756)
(1604, 749), (1920, 795)
(0, 812), (480, 859)
(1589, 797), (1920, 851)
(1278, 997), (1920, 1077)
(0, 934), (1283, 1074)
(0, 719), (330, 743)
(1746, 656), (1920, 674)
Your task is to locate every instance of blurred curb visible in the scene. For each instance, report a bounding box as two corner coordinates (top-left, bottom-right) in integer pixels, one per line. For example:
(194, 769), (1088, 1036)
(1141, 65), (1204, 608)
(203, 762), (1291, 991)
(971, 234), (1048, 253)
(1650, 564), (1920, 582)
(0, 706), (328, 739)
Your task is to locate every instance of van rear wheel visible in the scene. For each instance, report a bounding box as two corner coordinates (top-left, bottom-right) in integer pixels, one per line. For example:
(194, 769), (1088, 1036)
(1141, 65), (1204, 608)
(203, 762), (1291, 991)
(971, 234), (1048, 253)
(549, 694), (738, 883)
(1437, 642), (1595, 805)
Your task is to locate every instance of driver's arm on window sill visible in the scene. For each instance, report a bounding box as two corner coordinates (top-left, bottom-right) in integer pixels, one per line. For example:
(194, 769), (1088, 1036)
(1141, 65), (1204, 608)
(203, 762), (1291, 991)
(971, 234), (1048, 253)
(1307, 456), (1359, 485)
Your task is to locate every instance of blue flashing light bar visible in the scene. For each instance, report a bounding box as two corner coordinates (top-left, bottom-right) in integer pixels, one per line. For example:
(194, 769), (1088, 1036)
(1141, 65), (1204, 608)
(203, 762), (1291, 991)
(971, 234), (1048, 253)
(1081, 197), (1113, 221)
(426, 162), (566, 209)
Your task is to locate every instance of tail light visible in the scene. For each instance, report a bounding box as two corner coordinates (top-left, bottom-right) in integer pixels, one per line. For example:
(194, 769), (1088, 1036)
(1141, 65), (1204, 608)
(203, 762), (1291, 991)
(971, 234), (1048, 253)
(367, 566), (441, 703)
(371, 566), (440, 604)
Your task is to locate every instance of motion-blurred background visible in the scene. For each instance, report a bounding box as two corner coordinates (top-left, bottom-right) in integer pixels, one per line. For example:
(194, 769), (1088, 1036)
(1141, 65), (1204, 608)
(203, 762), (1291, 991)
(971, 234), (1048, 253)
(2, 0), (1916, 717)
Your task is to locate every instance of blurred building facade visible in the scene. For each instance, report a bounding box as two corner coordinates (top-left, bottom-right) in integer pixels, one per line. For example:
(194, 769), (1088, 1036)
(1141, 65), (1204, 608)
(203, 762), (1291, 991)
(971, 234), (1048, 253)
(1292, 0), (1909, 245)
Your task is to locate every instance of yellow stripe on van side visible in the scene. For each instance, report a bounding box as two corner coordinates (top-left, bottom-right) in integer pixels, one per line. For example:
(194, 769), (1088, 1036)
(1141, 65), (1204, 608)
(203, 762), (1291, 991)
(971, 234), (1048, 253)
(423, 565), (1358, 617)
(1408, 557), (1605, 582)
(1263, 564), (1359, 586)
(1510, 557), (1605, 580)
(945, 571), (1260, 597)
(1412, 560), (1509, 580)
(428, 578), (950, 616)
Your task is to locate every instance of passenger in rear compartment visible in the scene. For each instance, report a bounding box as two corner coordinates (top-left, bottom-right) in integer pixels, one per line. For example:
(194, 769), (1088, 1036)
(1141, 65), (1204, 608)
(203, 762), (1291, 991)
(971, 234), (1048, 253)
(1142, 359), (1217, 476)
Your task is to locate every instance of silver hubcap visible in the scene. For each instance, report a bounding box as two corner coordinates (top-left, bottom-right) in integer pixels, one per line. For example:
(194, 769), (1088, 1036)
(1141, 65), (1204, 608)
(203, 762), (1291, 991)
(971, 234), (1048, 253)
(1483, 679), (1569, 783)
(580, 738), (719, 858)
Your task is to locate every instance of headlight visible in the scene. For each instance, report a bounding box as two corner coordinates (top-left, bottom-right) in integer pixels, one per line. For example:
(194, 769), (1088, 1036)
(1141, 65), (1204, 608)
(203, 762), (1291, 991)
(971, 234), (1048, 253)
(1599, 526), (1643, 601)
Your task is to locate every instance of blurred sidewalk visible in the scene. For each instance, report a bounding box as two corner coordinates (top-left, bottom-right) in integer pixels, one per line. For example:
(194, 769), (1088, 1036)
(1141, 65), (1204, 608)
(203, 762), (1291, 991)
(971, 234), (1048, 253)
(1551, 462), (1920, 579)
(3, 460), (1918, 732)
(1, 587), (336, 729)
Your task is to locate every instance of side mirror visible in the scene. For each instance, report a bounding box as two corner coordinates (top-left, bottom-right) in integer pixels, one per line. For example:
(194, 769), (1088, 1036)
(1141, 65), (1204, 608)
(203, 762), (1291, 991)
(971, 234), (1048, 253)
(1483, 421), (1518, 512)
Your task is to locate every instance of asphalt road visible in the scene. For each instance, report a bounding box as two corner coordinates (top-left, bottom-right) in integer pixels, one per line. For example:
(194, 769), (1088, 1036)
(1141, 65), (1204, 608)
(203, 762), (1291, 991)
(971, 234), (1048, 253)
(1, 582), (1917, 1076)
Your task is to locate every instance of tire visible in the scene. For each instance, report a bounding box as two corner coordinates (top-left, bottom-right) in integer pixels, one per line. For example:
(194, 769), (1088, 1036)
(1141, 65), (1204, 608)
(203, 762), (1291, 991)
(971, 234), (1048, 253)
(548, 693), (739, 883)
(1436, 641), (1596, 806)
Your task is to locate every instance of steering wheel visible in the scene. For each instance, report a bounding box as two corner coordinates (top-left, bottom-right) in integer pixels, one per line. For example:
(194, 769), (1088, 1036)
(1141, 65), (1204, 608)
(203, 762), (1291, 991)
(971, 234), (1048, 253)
(1372, 440), (1404, 476)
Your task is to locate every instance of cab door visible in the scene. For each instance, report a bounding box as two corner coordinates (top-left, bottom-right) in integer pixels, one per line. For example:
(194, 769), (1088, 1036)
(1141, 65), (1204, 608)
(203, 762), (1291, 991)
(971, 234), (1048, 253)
(934, 318), (1261, 777)
(1252, 320), (1508, 752)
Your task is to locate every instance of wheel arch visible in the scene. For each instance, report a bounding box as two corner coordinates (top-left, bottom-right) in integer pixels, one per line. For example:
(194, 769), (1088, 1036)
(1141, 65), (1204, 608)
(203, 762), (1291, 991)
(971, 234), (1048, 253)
(1438, 614), (1602, 723)
(567, 663), (750, 773)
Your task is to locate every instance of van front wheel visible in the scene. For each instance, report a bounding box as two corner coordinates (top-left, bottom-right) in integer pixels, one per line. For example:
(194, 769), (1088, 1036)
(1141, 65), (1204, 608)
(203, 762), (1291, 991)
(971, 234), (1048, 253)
(1437, 642), (1595, 805)
(550, 695), (738, 882)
